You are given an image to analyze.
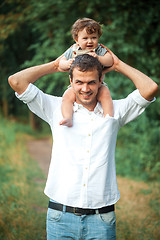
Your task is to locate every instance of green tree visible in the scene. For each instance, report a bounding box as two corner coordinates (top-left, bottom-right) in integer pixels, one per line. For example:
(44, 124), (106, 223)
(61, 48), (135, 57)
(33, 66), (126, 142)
(0, 0), (159, 180)
(0, 0), (34, 117)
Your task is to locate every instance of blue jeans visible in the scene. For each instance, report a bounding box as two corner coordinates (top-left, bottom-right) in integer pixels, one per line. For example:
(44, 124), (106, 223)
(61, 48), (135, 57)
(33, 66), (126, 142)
(46, 206), (116, 239)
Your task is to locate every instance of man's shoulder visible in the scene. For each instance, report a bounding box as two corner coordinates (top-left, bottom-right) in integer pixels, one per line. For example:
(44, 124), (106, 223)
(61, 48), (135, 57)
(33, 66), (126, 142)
(112, 90), (154, 127)
(15, 83), (62, 105)
(115, 89), (154, 108)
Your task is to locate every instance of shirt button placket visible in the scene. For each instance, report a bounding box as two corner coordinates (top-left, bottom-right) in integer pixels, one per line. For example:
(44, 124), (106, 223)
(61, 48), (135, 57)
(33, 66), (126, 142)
(81, 112), (93, 206)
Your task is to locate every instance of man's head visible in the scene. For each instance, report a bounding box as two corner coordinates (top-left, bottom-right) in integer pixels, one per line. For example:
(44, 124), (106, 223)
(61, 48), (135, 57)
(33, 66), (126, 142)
(69, 54), (103, 81)
(69, 54), (103, 111)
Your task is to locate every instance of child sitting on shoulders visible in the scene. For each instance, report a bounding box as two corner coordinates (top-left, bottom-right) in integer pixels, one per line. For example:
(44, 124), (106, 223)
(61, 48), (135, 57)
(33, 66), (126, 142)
(59, 18), (114, 127)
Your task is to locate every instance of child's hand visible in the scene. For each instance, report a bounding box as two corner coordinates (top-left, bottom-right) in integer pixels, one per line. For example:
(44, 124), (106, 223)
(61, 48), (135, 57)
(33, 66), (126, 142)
(87, 51), (98, 58)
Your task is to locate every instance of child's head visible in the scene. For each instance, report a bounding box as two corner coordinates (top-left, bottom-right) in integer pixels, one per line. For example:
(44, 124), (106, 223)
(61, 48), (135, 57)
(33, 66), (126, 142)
(71, 18), (102, 50)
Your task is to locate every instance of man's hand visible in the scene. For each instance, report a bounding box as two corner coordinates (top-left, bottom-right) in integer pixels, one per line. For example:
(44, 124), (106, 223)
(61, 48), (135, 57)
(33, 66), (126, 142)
(53, 54), (67, 72)
(100, 44), (120, 74)
(57, 55), (75, 72)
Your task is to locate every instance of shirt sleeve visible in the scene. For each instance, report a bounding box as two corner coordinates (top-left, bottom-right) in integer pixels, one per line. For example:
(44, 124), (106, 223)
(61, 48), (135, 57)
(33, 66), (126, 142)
(64, 46), (74, 60)
(114, 89), (156, 127)
(95, 44), (108, 56)
(15, 83), (62, 125)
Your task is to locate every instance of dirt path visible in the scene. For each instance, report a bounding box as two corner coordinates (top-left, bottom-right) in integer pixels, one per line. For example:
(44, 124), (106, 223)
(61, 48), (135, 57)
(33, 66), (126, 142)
(26, 137), (160, 239)
(27, 137), (52, 176)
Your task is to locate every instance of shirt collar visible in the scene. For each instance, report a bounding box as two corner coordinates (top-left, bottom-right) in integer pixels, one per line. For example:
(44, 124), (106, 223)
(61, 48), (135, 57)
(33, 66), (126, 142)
(73, 102), (103, 115)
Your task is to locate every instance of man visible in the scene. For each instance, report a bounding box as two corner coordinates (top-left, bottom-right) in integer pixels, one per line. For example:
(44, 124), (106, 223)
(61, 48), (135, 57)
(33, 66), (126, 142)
(8, 49), (158, 240)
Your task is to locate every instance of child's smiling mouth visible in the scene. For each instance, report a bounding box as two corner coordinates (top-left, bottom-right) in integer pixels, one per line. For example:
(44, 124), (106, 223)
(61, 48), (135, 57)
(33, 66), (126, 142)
(87, 45), (93, 48)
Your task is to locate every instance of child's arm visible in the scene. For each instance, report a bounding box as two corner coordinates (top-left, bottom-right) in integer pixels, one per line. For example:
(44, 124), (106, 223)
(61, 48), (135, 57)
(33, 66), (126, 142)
(87, 51), (113, 68)
(97, 52), (114, 67)
(97, 84), (113, 117)
(59, 56), (74, 71)
(59, 87), (76, 127)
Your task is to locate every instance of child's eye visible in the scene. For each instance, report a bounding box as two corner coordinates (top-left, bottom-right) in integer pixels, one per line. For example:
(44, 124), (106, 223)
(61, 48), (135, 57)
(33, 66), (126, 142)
(83, 37), (87, 40)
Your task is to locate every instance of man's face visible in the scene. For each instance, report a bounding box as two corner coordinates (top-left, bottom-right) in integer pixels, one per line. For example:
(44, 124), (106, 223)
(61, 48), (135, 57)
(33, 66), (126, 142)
(70, 68), (102, 111)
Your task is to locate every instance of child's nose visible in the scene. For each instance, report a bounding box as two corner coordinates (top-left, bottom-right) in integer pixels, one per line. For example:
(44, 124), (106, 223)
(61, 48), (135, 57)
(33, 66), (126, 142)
(88, 38), (93, 43)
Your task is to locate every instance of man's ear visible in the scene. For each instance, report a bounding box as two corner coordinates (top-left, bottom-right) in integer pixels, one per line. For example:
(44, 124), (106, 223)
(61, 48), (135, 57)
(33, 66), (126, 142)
(69, 75), (72, 85)
(99, 75), (103, 88)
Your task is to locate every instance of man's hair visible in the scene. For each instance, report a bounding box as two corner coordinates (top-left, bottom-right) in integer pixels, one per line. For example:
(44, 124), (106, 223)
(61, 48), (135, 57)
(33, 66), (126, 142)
(71, 18), (102, 41)
(69, 54), (103, 81)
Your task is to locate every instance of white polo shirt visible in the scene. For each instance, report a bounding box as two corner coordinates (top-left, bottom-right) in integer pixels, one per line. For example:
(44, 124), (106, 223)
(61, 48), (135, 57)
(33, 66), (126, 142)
(16, 83), (154, 208)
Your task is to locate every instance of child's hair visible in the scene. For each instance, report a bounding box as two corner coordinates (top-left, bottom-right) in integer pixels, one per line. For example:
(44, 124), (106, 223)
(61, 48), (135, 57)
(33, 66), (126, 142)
(71, 18), (102, 41)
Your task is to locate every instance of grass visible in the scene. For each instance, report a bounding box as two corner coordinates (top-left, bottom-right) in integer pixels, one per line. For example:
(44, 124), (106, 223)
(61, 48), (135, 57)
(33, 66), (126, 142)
(116, 177), (160, 240)
(0, 117), (160, 239)
(0, 118), (48, 240)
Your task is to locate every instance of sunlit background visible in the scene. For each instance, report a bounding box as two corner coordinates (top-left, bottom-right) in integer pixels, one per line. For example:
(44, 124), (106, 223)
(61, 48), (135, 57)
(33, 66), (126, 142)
(0, 0), (160, 239)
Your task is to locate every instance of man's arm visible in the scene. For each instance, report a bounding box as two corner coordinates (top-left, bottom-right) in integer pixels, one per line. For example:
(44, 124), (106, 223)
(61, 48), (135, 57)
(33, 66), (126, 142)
(102, 45), (159, 101)
(8, 55), (64, 95)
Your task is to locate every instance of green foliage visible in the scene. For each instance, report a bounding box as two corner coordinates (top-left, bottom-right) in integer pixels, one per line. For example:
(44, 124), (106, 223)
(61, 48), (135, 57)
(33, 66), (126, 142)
(116, 111), (160, 181)
(0, 0), (160, 181)
(0, 117), (47, 240)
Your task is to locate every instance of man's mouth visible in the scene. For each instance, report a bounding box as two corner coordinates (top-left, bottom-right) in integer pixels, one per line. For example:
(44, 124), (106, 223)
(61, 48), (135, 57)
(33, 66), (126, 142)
(81, 92), (92, 99)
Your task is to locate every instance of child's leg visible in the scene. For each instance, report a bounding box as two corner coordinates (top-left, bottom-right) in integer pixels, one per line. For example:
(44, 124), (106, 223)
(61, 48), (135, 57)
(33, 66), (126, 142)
(59, 87), (76, 127)
(97, 85), (113, 117)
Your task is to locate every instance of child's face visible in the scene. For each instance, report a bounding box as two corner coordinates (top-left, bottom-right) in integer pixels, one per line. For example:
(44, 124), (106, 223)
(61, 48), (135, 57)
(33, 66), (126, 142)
(75, 28), (99, 50)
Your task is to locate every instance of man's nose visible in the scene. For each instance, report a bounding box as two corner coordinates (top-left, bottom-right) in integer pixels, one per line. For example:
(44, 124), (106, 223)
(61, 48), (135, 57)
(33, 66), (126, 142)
(82, 84), (89, 92)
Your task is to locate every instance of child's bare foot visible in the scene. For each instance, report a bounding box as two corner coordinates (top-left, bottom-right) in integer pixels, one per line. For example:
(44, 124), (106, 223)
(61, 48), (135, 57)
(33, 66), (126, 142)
(59, 118), (73, 127)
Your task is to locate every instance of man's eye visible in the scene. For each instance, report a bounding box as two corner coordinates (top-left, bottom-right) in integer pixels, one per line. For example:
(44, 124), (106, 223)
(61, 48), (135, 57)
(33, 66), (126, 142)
(76, 81), (82, 84)
(89, 81), (96, 84)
